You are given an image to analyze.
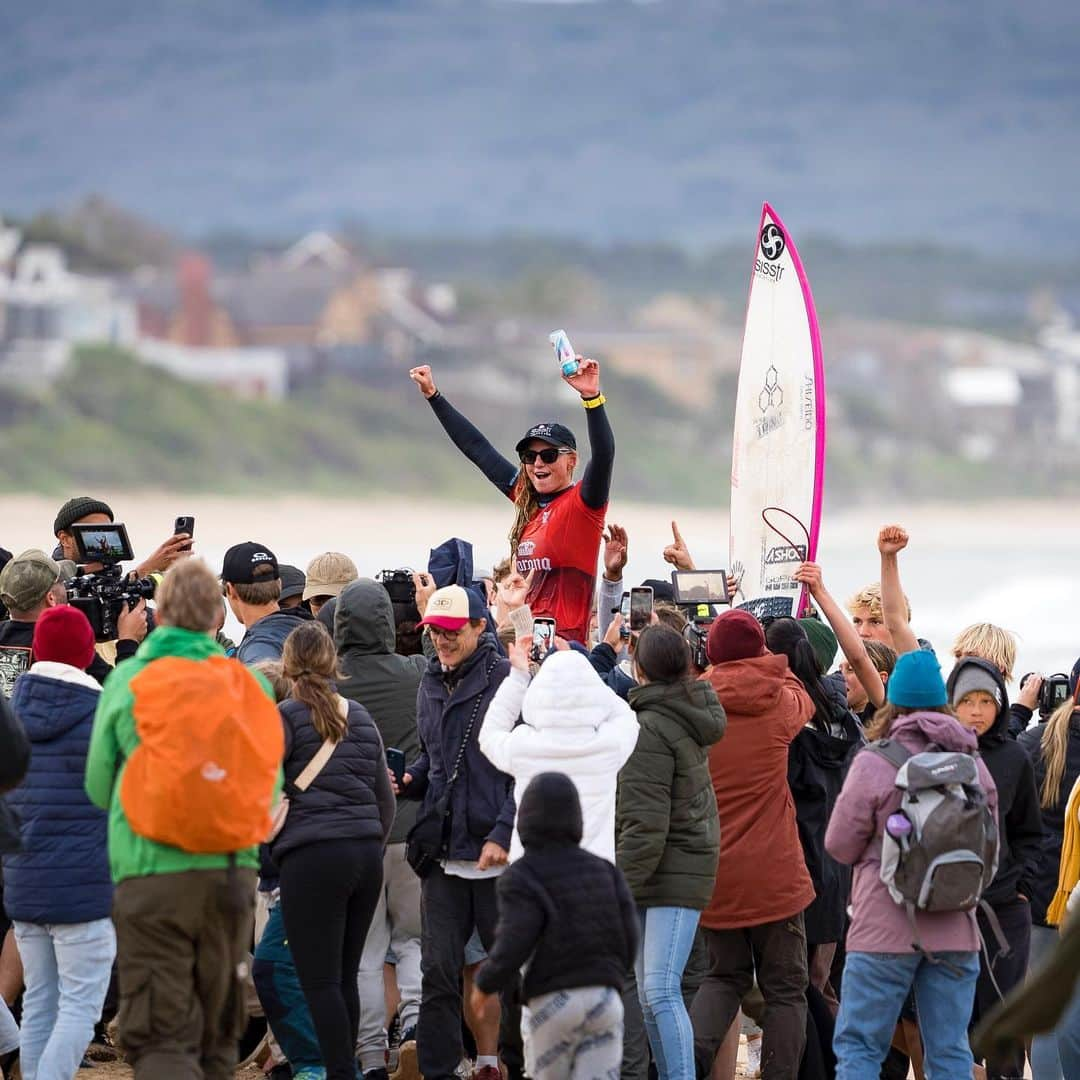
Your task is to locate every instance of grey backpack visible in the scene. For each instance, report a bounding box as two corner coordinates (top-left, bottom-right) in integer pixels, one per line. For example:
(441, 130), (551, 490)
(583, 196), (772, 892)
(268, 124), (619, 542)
(870, 738), (1005, 964)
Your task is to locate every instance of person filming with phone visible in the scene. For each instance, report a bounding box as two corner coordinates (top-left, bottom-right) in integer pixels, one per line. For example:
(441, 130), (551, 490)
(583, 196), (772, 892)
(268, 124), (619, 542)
(408, 341), (614, 647)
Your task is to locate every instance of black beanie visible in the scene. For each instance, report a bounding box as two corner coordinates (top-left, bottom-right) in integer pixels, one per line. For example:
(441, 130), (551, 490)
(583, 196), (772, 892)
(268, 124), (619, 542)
(517, 772), (583, 850)
(53, 497), (114, 537)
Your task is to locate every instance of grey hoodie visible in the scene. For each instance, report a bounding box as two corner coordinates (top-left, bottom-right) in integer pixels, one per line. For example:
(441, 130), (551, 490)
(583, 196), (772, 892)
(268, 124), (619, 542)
(335, 578), (426, 843)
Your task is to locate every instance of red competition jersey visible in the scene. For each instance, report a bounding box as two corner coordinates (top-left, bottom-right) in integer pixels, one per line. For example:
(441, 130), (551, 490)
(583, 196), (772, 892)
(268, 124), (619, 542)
(512, 482), (607, 644)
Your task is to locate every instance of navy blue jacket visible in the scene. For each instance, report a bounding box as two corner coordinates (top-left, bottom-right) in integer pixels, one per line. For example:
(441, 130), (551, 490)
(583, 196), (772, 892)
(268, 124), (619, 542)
(4, 665), (112, 923)
(406, 636), (515, 859)
(271, 696), (396, 863)
(237, 610), (308, 665)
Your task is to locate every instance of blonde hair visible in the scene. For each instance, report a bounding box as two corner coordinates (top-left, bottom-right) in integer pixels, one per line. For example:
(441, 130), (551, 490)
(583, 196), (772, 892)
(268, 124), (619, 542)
(509, 475), (541, 556)
(492, 557), (514, 584)
(847, 582), (911, 623)
(866, 701), (953, 742)
(282, 622), (347, 742)
(251, 659), (293, 703)
(951, 623), (1017, 683)
(863, 640), (898, 677)
(156, 559), (222, 633)
(1039, 698), (1078, 810)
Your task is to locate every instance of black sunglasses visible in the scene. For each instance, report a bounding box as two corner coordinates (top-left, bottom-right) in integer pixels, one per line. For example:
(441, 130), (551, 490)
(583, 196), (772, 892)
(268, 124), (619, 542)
(519, 447), (573, 465)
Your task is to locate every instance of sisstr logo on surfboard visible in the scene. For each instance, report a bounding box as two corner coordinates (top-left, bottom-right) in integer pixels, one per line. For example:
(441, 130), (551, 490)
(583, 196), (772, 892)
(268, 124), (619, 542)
(729, 203), (826, 619)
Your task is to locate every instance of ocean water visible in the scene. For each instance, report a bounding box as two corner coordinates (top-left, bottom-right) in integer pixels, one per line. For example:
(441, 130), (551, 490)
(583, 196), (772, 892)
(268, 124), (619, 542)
(5, 494), (1075, 698)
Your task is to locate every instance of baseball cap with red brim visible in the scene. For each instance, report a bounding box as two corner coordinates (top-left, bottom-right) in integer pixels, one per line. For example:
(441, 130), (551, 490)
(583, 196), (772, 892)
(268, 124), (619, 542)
(418, 585), (488, 631)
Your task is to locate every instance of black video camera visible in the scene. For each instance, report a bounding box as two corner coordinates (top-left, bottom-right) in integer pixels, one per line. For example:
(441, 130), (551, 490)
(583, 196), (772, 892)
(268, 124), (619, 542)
(378, 569), (416, 607)
(65, 523), (156, 642)
(1021, 672), (1072, 717)
(683, 617), (715, 672)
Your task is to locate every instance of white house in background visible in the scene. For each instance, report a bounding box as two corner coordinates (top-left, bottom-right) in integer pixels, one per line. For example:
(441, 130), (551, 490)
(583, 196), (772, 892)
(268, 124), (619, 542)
(0, 241), (139, 387)
(1039, 313), (1080, 446)
(135, 337), (288, 401)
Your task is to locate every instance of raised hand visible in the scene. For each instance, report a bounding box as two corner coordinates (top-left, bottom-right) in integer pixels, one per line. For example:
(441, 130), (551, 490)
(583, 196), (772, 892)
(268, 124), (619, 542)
(498, 567), (535, 610)
(877, 525), (909, 556)
(507, 639), (531, 673)
(411, 571), (437, 617)
(137, 533), (193, 576)
(794, 562), (824, 596)
(603, 522), (628, 582)
(662, 520), (696, 571)
(409, 365), (438, 399)
(563, 356), (601, 400)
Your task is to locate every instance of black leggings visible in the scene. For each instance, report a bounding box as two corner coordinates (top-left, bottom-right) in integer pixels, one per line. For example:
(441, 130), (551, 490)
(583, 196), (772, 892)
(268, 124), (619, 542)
(278, 838), (384, 1080)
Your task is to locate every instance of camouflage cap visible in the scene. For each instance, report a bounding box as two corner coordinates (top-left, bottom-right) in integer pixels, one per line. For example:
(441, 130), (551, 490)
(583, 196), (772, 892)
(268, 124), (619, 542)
(0, 549), (72, 613)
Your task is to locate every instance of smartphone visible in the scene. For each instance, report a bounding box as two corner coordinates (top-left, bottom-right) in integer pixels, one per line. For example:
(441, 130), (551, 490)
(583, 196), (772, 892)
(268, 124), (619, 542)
(386, 748), (407, 787)
(671, 570), (730, 605)
(173, 516), (195, 552)
(619, 590), (631, 638)
(629, 586), (653, 632)
(531, 617), (557, 661)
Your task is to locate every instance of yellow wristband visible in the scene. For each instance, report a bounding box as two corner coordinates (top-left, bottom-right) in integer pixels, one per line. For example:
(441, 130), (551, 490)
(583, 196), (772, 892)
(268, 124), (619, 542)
(582, 394), (606, 410)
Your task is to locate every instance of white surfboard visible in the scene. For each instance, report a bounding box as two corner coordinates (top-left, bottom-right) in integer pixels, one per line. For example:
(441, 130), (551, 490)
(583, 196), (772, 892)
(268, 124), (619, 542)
(729, 203), (826, 620)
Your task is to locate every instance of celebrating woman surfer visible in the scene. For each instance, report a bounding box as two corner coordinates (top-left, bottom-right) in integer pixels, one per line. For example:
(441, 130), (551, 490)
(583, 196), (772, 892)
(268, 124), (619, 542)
(408, 355), (613, 645)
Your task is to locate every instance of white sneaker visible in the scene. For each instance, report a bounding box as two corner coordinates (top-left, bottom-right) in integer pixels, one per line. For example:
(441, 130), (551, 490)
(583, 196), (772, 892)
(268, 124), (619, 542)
(745, 1032), (762, 1078)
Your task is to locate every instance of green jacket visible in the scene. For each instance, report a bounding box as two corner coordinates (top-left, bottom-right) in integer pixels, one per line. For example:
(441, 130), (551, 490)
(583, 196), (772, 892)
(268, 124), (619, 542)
(617, 678), (726, 910)
(85, 625), (277, 884)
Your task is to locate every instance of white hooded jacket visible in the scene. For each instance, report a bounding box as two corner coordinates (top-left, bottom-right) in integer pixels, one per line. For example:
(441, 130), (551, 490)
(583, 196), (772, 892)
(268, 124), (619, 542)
(479, 649), (640, 863)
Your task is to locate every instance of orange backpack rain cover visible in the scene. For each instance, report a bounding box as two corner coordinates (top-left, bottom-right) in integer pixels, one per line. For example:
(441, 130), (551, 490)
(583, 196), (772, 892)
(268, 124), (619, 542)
(121, 655), (284, 853)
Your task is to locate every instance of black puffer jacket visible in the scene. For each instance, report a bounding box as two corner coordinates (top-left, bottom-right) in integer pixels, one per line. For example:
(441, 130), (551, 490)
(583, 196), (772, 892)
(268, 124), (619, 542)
(0, 692), (30, 855)
(946, 658), (1043, 908)
(335, 579), (426, 845)
(271, 695), (395, 862)
(1019, 709), (1080, 925)
(474, 772), (638, 1002)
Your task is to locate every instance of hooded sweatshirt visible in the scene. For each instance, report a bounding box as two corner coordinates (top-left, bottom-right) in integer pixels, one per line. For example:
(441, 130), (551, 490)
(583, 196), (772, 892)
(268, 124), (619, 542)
(617, 678), (725, 910)
(703, 653), (816, 929)
(5, 662), (111, 923)
(478, 649), (640, 863)
(473, 772), (638, 1002)
(826, 709), (999, 954)
(335, 579), (427, 844)
(945, 657), (1043, 908)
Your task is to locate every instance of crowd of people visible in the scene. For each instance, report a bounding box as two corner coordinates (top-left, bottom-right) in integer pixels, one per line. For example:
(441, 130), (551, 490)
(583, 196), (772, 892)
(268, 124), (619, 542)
(0, 355), (1078, 1080)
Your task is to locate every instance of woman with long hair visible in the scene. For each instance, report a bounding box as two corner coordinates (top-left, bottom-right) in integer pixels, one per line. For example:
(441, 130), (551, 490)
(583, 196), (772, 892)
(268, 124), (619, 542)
(1019, 691), (1080, 1078)
(273, 622), (396, 1080)
(408, 357), (614, 645)
(617, 624), (726, 1079)
(766, 617), (864, 1016)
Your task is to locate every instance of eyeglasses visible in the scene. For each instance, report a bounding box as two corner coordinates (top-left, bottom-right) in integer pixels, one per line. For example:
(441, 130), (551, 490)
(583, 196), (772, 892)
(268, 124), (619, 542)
(518, 447), (574, 465)
(427, 625), (464, 640)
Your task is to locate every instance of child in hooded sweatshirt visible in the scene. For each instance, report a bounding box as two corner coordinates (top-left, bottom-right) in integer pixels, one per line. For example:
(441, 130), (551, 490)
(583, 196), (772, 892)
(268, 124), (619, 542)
(945, 657), (1042, 1080)
(471, 772), (638, 1080)
(479, 644), (639, 863)
(616, 624), (726, 1080)
(4, 606), (114, 1080)
(826, 650), (1000, 1080)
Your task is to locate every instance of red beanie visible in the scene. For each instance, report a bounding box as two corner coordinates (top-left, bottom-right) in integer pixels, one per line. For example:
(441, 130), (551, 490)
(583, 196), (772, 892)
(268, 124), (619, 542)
(33, 606), (96, 671)
(706, 609), (766, 665)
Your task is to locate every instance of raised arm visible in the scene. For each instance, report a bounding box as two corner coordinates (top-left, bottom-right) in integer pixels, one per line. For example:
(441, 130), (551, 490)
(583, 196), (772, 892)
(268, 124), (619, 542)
(795, 562), (886, 707)
(409, 365), (519, 496)
(568, 358), (615, 510)
(877, 525), (919, 655)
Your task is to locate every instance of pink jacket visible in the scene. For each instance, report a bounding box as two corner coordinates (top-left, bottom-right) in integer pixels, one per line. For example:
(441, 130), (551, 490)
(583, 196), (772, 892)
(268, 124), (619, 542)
(825, 710), (999, 955)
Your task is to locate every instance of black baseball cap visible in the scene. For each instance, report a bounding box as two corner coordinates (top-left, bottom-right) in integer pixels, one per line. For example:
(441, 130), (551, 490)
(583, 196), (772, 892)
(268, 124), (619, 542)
(278, 564), (306, 602)
(514, 422), (577, 455)
(221, 542), (279, 585)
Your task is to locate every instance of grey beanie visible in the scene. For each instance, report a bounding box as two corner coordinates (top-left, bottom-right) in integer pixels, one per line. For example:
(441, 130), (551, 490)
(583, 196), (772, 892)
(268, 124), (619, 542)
(950, 664), (1002, 708)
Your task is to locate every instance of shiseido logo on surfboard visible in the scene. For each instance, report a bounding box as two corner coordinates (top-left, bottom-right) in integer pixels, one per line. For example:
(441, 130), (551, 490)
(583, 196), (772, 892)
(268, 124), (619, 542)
(754, 223), (786, 282)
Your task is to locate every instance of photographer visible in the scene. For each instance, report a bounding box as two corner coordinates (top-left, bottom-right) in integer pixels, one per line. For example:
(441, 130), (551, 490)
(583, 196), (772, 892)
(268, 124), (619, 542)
(0, 550), (144, 695)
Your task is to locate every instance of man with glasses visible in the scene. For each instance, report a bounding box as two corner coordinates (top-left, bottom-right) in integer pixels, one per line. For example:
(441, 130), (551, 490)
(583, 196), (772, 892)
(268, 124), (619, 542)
(395, 585), (517, 1080)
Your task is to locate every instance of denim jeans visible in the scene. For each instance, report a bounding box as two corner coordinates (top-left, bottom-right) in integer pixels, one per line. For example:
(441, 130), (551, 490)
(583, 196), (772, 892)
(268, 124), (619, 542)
(1029, 923), (1080, 1080)
(13, 917), (116, 1080)
(634, 906), (699, 1080)
(834, 950), (978, 1080)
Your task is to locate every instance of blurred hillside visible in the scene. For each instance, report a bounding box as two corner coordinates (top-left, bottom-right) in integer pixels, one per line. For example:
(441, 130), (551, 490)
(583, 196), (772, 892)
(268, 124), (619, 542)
(1, 0), (1078, 251)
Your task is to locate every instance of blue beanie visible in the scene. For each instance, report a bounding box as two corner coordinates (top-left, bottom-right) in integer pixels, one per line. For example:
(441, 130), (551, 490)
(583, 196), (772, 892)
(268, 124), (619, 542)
(887, 649), (947, 709)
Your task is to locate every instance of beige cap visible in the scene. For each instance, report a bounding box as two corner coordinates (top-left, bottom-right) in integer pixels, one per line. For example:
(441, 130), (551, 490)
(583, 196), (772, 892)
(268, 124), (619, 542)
(303, 552), (359, 601)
